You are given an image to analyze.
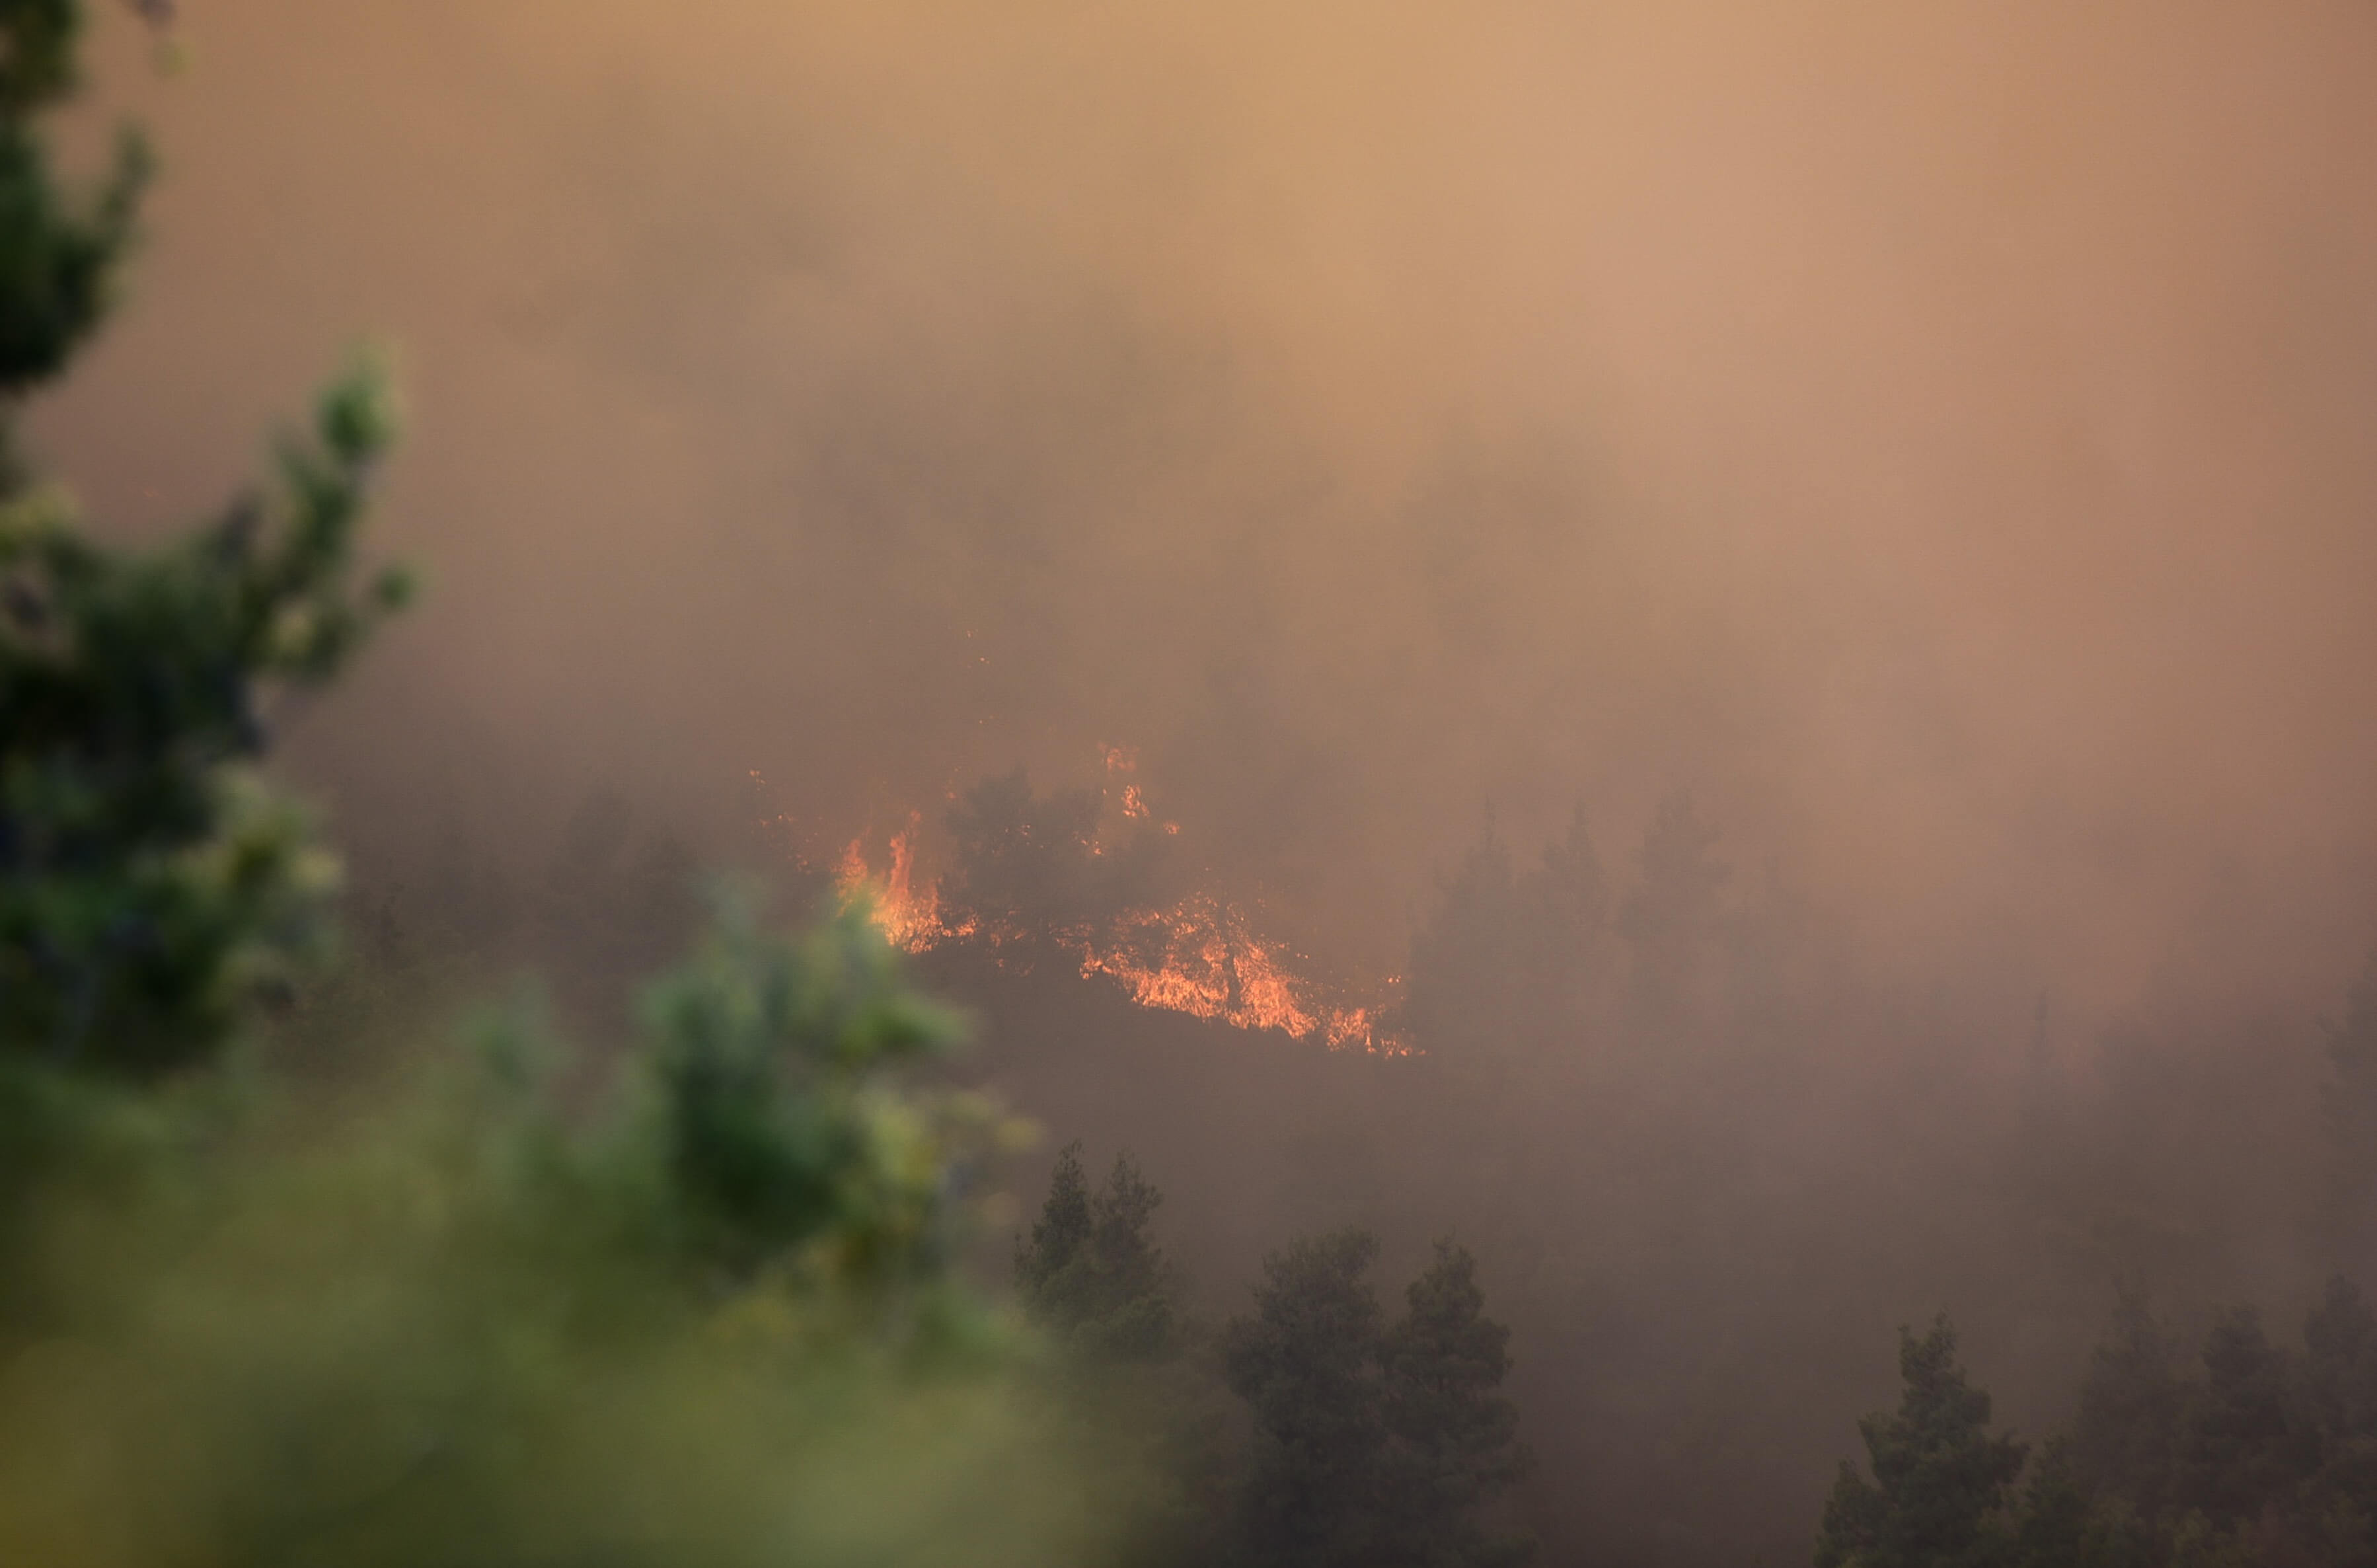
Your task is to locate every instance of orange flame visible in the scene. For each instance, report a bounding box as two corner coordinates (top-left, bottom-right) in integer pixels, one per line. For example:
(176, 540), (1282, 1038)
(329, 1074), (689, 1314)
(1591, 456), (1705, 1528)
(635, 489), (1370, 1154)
(835, 813), (967, 953)
(812, 761), (1408, 1054)
(1068, 899), (1402, 1051)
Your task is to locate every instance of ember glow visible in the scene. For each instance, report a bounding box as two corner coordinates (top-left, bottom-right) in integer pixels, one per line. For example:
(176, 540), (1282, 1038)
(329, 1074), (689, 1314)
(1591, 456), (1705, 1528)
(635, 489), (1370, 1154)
(1070, 896), (1398, 1054)
(832, 812), (970, 954)
(825, 774), (1406, 1054)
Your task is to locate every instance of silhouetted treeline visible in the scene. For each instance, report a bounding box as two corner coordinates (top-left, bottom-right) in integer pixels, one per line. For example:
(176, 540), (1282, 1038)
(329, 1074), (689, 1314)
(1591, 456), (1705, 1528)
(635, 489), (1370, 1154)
(1013, 1145), (1530, 1568)
(1818, 1279), (2377, 1568)
(335, 768), (2377, 1568)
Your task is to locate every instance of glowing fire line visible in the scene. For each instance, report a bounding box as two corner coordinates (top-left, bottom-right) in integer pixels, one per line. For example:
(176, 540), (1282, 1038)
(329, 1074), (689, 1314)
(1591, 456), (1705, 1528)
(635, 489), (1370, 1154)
(831, 822), (1402, 1055)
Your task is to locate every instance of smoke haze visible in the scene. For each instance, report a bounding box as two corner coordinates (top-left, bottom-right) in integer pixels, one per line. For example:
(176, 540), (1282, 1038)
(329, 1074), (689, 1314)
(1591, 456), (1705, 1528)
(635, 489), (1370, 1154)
(27, 0), (2377, 1009)
(22, 7), (2377, 1559)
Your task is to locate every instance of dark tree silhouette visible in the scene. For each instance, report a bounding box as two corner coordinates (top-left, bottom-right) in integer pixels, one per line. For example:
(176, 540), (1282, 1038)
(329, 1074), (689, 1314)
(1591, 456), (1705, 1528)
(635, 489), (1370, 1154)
(941, 768), (1166, 944)
(1616, 790), (1728, 1027)
(2324, 950), (2377, 1252)
(2179, 1306), (2302, 1530)
(2069, 1284), (2187, 1526)
(1815, 1317), (2027, 1568)
(1404, 807), (1606, 1071)
(1378, 1240), (1532, 1568)
(1225, 1228), (1390, 1568)
(1016, 1141), (1176, 1359)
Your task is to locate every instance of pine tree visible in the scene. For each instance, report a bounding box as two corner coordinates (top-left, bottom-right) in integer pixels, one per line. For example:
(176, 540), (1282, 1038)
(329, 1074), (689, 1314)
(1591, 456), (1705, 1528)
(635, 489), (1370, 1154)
(2071, 1284), (2188, 1524)
(2011, 1439), (2090, 1568)
(0, 0), (409, 1079)
(1616, 790), (1727, 1026)
(2300, 1277), (2377, 1564)
(1815, 1316), (2028, 1568)
(2325, 951), (2377, 1252)
(0, 10), (1115, 1563)
(1402, 815), (1522, 1063)
(1018, 1140), (1094, 1292)
(0, 0), (149, 422)
(1515, 804), (1608, 1027)
(1016, 1142), (1176, 1359)
(2180, 1306), (2303, 1530)
(1224, 1227), (1388, 1568)
(1088, 1148), (1173, 1355)
(1378, 1240), (1532, 1568)
(640, 889), (987, 1288)
(2305, 1278), (2377, 1454)
(2012, 1440), (2158, 1568)
(1404, 807), (1606, 1070)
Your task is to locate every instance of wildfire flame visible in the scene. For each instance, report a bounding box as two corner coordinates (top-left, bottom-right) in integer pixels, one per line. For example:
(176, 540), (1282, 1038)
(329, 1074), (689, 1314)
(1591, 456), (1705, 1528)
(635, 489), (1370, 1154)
(1068, 895), (1394, 1051)
(821, 769), (1407, 1055)
(833, 812), (968, 953)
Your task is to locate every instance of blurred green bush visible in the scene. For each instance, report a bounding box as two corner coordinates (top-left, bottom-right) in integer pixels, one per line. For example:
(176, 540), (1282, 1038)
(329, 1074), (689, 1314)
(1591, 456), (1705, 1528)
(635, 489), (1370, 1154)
(0, 7), (1141, 1563)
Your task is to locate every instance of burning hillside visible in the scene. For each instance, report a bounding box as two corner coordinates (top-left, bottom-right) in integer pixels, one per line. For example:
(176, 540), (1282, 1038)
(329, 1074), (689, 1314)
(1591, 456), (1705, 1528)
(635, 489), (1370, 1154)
(794, 755), (1405, 1054)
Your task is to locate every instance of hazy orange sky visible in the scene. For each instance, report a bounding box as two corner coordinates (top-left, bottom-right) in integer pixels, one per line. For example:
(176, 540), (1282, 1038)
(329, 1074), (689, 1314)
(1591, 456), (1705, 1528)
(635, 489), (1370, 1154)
(34, 0), (2377, 1020)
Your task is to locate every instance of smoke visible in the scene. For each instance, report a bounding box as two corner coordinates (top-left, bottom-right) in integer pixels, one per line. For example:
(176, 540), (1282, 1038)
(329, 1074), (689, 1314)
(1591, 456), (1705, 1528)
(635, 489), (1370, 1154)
(22, 5), (2377, 1562)
(25, 0), (2377, 1016)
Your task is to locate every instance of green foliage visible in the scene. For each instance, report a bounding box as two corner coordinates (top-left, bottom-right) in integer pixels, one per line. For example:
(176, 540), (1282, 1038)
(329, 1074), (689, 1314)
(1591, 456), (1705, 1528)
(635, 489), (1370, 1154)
(1225, 1227), (1390, 1568)
(642, 888), (1000, 1300)
(0, 0), (407, 1079)
(2180, 1306), (2303, 1529)
(2070, 1284), (2188, 1525)
(0, 0), (150, 410)
(2012, 1442), (2158, 1568)
(1022, 1140), (1096, 1292)
(1014, 1146), (1235, 1568)
(1842, 1281), (2377, 1568)
(0, 11), (1119, 1564)
(0, 902), (1112, 1567)
(1018, 1141), (1178, 1360)
(1378, 1240), (1532, 1568)
(1222, 1231), (1527, 1568)
(1814, 1316), (2027, 1568)
(1, 363), (410, 1075)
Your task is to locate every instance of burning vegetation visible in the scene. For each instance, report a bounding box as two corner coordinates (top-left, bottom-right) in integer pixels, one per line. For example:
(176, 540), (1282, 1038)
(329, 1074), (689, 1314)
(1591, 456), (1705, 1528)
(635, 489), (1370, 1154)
(17, 3), (2377, 1567)
(820, 755), (1404, 1054)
